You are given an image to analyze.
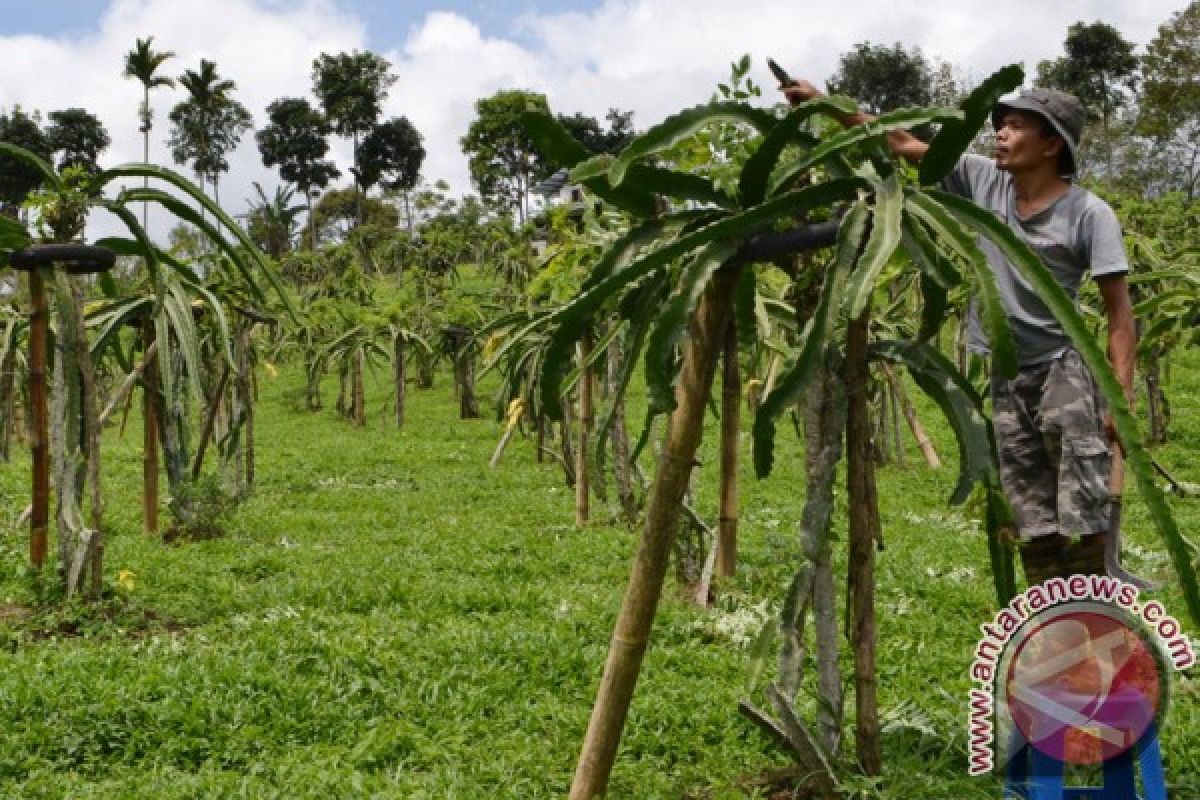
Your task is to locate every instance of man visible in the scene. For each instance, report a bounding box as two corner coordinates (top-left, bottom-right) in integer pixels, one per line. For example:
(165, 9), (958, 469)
(781, 79), (1137, 585)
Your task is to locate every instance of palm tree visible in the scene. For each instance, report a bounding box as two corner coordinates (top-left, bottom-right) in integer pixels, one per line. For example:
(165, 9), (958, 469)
(169, 59), (250, 208)
(243, 182), (304, 259)
(123, 36), (175, 229)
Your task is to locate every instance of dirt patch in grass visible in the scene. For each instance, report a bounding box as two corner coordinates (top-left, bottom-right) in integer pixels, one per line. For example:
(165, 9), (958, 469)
(1, 601), (190, 643)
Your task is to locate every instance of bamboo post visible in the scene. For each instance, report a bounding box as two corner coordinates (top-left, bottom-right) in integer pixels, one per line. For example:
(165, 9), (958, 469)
(846, 309), (882, 775)
(569, 266), (740, 800)
(717, 318), (740, 578)
(28, 268), (49, 569)
(881, 362), (940, 469)
(142, 318), (159, 534)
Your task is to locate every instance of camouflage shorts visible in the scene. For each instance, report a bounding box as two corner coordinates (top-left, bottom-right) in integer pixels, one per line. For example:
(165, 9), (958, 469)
(990, 348), (1112, 540)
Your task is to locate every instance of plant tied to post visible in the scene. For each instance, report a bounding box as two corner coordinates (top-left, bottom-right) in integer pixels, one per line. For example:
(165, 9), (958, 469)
(0, 140), (291, 597)
(520, 60), (1200, 798)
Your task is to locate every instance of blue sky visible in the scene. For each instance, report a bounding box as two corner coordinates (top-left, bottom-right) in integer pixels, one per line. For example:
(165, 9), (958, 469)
(2, 0), (600, 48)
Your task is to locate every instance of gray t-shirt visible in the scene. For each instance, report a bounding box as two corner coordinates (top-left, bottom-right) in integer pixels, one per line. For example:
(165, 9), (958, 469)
(942, 154), (1129, 365)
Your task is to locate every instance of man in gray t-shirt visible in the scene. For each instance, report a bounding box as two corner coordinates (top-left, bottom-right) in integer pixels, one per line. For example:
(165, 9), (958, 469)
(781, 81), (1138, 585)
(942, 153), (1130, 365)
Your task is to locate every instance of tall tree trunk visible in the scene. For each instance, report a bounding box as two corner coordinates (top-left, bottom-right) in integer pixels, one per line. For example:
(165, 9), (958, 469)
(576, 332), (593, 526)
(845, 309), (882, 776)
(142, 86), (150, 232)
(28, 269), (49, 569)
(569, 266), (740, 800)
(353, 131), (363, 228)
(142, 319), (160, 534)
(717, 318), (739, 578)
(307, 189), (317, 251)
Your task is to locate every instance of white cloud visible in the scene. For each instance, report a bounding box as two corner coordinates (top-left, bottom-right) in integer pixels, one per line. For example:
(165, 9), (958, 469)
(0, 0), (1188, 243)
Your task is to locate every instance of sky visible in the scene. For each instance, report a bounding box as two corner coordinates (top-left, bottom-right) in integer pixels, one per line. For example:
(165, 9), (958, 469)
(0, 0), (1189, 241)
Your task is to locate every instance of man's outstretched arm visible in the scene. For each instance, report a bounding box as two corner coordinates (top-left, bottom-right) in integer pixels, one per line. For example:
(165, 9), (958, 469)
(781, 79), (929, 164)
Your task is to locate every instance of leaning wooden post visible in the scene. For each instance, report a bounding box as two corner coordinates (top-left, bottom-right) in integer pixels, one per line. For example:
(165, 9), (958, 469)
(27, 268), (49, 568)
(142, 318), (160, 534)
(845, 307), (882, 775)
(716, 317), (740, 578)
(569, 265), (741, 800)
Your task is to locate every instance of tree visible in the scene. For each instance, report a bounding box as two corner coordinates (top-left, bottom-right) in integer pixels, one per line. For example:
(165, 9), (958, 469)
(244, 182), (304, 260)
(460, 89), (553, 223)
(827, 41), (934, 114)
(256, 97), (341, 248)
(45, 108), (111, 173)
(123, 36), (175, 229)
(1137, 1), (1200, 199)
(311, 186), (399, 245)
(0, 108), (51, 217)
(357, 115), (425, 232)
(123, 36), (176, 152)
(1037, 21), (1138, 180)
(556, 108), (636, 156)
(168, 59), (252, 204)
(311, 50), (396, 225)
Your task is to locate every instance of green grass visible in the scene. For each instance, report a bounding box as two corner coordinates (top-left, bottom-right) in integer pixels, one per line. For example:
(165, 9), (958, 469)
(0, 344), (1196, 798)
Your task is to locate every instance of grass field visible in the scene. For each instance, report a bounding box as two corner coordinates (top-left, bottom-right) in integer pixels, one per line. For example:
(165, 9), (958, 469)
(0, 346), (1197, 798)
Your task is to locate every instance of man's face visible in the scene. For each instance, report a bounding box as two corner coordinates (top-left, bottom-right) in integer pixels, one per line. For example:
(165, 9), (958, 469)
(994, 110), (1062, 174)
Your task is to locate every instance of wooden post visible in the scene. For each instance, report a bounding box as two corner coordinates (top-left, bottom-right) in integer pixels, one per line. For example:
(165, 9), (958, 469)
(142, 319), (159, 534)
(28, 269), (49, 569)
(846, 309), (882, 776)
(192, 363), (231, 481)
(717, 318), (739, 578)
(241, 326), (256, 488)
(569, 266), (740, 800)
(353, 347), (366, 427)
(394, 335), (406, 428)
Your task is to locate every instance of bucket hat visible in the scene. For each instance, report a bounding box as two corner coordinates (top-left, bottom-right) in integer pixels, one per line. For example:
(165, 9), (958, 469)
(991, 88), (1085, 175)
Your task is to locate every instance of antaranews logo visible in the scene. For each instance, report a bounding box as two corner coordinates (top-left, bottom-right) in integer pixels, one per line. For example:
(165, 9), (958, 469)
(966, 574), (1195, 777)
